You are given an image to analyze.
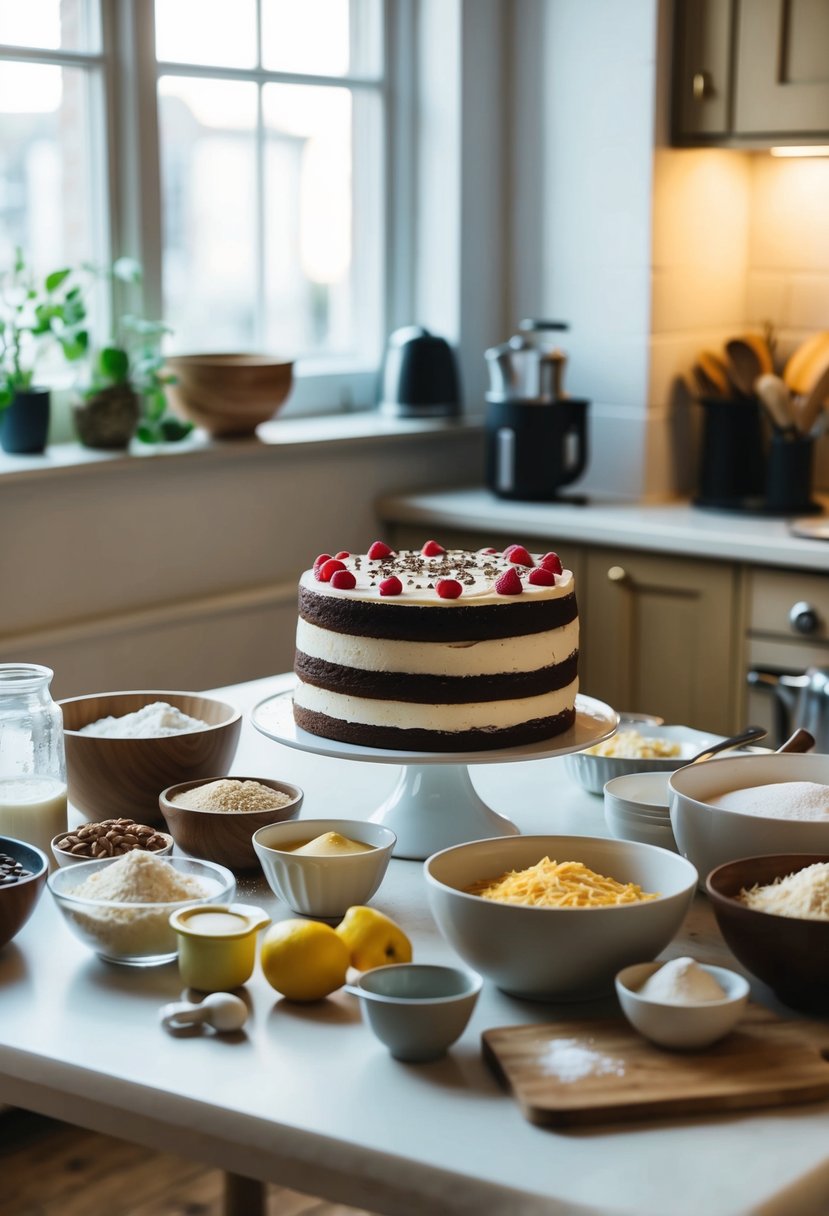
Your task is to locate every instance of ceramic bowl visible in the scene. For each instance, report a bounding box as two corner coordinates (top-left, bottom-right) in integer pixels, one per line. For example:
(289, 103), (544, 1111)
(159, 777), (303, 872)
(669, 753), (829, 879)
(615, 961), (749, 1049)
(0, 837), (49, 950)
(604, 772), (678, 852)
(60, 691), (242, 826)
(565, 725), (720, 795)
(252, 818), (396, 919)
(48, 855), (235, 965)
(347, 963), (482, 1062)
(706, 853), (829, 1013)
(51, 825), (174, 868)
(424, 835), (698, 1001)
(165, 353), (294, 437)
(169, 902), (270, 991)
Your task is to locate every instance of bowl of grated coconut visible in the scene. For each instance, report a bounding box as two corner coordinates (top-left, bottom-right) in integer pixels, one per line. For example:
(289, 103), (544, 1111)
(60, 691), (242, 826)
(706, 853), (829, 1013)
(159, 777), (303, 872)
(48, 850), (235, 965)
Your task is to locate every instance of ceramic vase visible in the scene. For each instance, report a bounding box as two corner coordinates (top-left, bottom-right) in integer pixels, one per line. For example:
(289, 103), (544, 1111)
(0, 388), (50, 455)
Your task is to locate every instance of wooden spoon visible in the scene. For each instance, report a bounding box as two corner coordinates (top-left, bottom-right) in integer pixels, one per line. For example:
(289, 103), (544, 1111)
(725, 334), (774, 397)
(783, 331), (829, 395)
(692, 351), (732, 398)
(777, 727), (815, 754)
(755, 373), (796, 434)
(793, 349), (829, 434)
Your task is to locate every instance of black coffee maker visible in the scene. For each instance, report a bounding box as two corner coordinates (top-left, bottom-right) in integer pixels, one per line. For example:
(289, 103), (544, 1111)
(484, 321), (589, 501)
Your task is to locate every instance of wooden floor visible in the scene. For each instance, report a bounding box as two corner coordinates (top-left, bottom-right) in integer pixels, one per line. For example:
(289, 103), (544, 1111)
(0, 1110), (374, 1216)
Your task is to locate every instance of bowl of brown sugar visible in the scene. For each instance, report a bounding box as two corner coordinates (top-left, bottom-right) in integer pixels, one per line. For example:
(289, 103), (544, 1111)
(159, 777), (303, 873)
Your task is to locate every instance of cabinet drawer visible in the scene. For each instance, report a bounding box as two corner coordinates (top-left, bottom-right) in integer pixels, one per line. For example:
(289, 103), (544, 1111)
(748, 568), (829, 640)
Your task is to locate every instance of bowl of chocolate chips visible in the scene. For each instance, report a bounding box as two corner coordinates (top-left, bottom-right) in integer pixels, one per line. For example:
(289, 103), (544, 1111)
(0, 836), (49, 949)
(51, 818), (173, 868)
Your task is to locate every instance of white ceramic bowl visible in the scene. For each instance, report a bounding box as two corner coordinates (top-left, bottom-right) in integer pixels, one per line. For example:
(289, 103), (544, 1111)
(669, 753), (829, 880)
(615, 961), (749, 1049)
(347, 963), (482, 1062)
(604, 772), (677, 852)
(252, 818), (396, 919)
(565, 725), (720, 795)
(48, 856), (235, 965)
(424, 835), (698, 1001)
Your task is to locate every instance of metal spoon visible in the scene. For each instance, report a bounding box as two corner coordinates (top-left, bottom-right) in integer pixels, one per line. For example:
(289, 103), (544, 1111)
(688, 724), (768, 764)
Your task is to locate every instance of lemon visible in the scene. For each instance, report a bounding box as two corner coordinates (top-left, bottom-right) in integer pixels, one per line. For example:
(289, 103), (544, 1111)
(260, 918), (350, 1001)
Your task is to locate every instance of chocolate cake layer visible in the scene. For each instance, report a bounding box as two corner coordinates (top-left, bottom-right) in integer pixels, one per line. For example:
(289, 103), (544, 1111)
(294, 651), (579, 703)
(293, 704), (576, 752)
(298, 585), (578, 642)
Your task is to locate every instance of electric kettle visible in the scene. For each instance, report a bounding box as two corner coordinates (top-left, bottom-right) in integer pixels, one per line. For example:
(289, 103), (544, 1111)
(379, 326), (460, 418)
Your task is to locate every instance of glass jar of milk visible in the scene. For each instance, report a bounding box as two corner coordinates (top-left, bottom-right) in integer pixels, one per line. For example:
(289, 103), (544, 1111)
(0, 664), (67, 868)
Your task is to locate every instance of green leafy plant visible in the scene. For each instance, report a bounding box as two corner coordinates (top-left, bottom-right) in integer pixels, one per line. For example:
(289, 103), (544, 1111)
(0, 246), (88, 408)
(85, 258), (192, 443)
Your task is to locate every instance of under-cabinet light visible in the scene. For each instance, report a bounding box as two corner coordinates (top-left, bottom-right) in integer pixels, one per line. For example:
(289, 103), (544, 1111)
(770, 146), (829, 157)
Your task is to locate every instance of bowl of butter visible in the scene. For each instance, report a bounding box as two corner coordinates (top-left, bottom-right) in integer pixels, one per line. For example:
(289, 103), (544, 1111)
(252, 819), (396, 918)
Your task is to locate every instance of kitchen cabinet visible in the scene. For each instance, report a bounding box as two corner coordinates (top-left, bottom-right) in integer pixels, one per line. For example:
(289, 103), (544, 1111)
(672, 0), (829, 145)
(386, 524), (740, 734)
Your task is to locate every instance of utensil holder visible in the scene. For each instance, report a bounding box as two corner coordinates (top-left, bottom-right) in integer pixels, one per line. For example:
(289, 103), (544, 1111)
(694, 397), (766, 509)
(765, 433), (820, 515)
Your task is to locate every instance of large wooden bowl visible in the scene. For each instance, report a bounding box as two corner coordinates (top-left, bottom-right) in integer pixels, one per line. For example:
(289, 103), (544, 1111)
(0, 837), (49, 950)
(165, 354), (294, 437)
(159, 776), (303, 873)
(60, 691), (242, 826)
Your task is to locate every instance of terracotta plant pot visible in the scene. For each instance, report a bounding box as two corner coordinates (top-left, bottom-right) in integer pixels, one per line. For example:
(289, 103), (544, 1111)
(73, 385), (140, 450)
(0, 389), (50, 454)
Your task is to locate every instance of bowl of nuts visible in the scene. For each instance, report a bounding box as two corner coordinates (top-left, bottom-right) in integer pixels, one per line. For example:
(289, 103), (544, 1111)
(1, 836), (49, 950)
(51, 818), (173, 868)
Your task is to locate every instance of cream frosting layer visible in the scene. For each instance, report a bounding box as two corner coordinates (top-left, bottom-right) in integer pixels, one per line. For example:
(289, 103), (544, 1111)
(295, 618), (579, 677)
(293, 679), (579, 731)
(300, 553), (573, 606)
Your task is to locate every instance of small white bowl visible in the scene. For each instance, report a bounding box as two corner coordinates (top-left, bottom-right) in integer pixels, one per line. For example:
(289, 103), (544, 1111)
(347, 963), (482, 1062)
(604, 772), (678, 852)
(252, 818), (396, 918)
(615, 961), (749, 1050)
(565, 724), (722, 795)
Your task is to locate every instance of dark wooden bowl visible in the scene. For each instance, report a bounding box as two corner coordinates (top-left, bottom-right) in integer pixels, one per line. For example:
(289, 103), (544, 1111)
(706, 853), (829, 1013)
(60, 692), (242, 826)
(165, 354), (293, 436)
(159, 776), (303, 872)
(0, 837), (49, 950)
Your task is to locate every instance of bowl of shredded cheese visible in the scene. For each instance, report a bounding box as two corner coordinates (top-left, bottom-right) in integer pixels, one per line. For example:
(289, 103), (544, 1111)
(565, 725), (722, 795)
(424, 835), (697, 1000)
(706, 852), (829, 1013)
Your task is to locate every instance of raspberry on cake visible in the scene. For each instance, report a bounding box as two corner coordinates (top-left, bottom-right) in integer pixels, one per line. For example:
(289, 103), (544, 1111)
(292, 542), (579, 752)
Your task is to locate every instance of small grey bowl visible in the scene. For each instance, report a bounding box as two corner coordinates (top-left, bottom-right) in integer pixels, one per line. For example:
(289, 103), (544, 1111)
(347, 963), (482, 1062)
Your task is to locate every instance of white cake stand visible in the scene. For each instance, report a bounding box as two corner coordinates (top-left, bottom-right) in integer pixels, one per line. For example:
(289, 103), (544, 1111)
(252, 690), (617, 860)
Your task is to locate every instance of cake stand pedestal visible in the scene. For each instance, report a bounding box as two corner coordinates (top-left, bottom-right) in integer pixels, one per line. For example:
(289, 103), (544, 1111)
(252, 691), (616, 860)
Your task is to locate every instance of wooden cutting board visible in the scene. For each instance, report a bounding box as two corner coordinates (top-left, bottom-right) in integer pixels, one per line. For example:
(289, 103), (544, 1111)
(482, 1005), (829, 1128)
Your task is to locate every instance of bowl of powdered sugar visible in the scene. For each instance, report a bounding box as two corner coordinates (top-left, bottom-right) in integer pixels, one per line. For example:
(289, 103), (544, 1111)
(159, 777), (303, 872)
(48, 850), (235, 965)
(669, 753), (829, 880)
(60, 691), (242, 826)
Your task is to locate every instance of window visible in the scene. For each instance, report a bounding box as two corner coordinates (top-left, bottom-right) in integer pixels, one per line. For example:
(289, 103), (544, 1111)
(0, 0), (399, 416)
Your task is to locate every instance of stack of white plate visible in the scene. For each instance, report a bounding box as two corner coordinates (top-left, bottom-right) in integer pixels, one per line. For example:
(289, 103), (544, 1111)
(603, 771), (677, 852)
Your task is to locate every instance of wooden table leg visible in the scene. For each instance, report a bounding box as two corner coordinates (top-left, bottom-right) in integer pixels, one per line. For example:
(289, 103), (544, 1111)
(223, 1171), (266, 1216)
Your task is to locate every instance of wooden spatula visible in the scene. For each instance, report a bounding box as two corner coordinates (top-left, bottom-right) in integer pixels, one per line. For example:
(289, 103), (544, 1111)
(783, 330), (829, 395)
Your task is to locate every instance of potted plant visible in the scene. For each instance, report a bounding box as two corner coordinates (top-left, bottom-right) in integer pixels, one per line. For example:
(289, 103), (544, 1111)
(73, 259), (193, 449)
(0, 247), (88, 453)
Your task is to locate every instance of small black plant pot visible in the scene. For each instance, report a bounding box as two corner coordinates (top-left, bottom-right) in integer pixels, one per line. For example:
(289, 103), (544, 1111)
(0, 388), (51, 454)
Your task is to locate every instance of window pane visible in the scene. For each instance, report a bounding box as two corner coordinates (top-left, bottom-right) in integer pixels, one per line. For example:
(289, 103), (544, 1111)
(158, 76), (258, 352)
(154, 0), (256, 68)
(261, 0), (382, 77)
(0, 0), (101, 53)
(263, 82), (382, 361)
(0, 61), (106, 276)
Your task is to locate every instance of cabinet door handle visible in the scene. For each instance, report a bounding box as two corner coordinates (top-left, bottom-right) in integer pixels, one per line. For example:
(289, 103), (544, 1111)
(789, 600), (820, 635)
(692, 71), (712, 102)
(607, 565), (629, 585)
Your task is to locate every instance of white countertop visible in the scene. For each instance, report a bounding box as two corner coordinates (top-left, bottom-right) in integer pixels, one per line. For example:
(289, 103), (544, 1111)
(1, 674), (828, 1216)
(377, 487), (829, 573)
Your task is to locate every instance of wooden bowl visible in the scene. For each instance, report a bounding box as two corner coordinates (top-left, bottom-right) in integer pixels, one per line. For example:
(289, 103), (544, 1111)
(165, 354), (294, 437)
(60, 692), (242, 826)
(706, 853), (829, 1014)
(159, 777), (303, 872)
(0, 836), (49, 949)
